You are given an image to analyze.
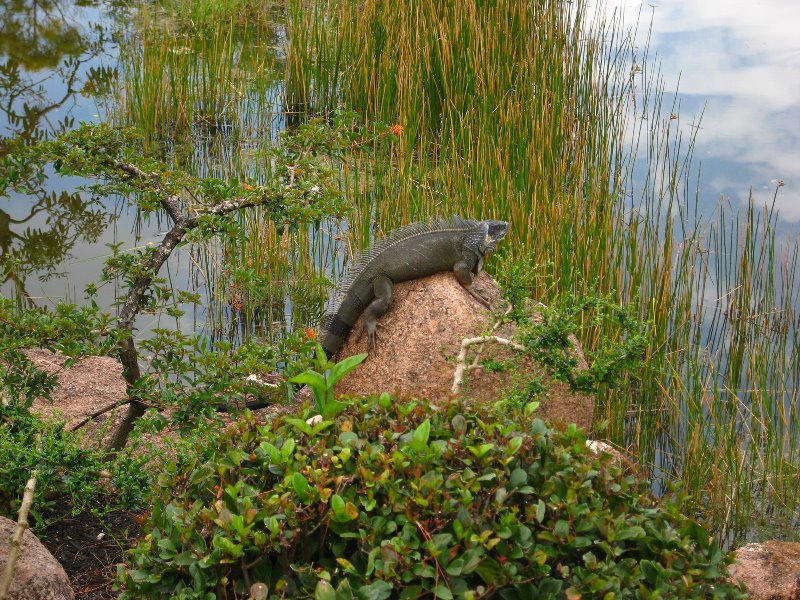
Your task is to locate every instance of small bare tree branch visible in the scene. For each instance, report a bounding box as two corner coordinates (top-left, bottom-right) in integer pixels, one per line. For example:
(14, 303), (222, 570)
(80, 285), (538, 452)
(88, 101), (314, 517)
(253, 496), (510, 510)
(451, 335), (526, 395)
(0, 471), (38, 599)
(104, 159), (291, 452)
(69, 398), (136, 431)
(467, 305), (513, 369)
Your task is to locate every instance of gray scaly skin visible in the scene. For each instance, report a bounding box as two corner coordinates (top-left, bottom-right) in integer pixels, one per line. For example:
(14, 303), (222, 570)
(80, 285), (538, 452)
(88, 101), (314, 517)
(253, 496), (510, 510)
(320, 216), (510, 358)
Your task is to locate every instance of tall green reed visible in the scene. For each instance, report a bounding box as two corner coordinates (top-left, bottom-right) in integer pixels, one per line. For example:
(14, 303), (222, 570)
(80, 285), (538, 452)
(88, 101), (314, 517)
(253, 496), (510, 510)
(115, 2), (281, 148)
(114, 0), (331, 343)
(112, 0), (799, 540)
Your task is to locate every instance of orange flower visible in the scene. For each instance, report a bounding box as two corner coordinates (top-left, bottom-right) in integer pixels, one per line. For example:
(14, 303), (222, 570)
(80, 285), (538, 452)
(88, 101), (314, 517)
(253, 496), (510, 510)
(242, 182), (253, 191)
(303, 327), (317, 340)
(390, 123), (404, 136)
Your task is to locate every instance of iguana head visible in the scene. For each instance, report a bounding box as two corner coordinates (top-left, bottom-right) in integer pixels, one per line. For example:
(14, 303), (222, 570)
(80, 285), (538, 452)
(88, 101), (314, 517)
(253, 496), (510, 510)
(483, 220), (509, 253)
(465, 220), (509, 273)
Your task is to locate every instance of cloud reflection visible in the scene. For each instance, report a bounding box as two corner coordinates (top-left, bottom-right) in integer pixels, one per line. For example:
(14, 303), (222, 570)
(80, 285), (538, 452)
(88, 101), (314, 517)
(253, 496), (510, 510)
(595, 0), (800, 221)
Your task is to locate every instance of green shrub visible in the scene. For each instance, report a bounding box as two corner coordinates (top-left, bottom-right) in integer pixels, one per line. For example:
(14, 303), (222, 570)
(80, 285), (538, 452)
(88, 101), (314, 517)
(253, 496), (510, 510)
(118, 398), (745, 599)
(0, 400), (151, 526)
(0, 339), (150, 525)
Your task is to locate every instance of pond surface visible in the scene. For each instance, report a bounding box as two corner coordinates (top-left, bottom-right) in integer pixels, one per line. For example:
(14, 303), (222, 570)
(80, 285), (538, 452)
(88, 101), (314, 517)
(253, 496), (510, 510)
(2, 0), (798, 316)
(0, 0), (155, 311)
(598, 0), (799, 227)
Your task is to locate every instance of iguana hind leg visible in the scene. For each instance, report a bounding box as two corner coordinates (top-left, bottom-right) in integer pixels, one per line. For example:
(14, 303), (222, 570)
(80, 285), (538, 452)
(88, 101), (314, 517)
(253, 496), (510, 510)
(454, 260), (490, 307)
(361, 274), (394, 349)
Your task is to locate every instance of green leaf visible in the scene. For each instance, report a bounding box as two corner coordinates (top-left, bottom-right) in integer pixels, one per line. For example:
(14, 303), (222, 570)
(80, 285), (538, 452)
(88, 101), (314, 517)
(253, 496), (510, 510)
(432, 584), (453, 599)
(537, 578), (563, 595)
(509, 467), (528, 488)
(316, 580), (337, 600)
(331, 493), (346, 515)
(469, 443), (495, 459)
(507, 436), (523, 455)
(293, 472), (312, 501)
(553, 519), (570, 540)
(331, 494), (359, 522)
(536, 499), (546, 523)
(413, 419), (431, 446)
(259, 441), (281, 463)
(398, 401), (418, 416)
(445, 558), (464, 576)
(314, 343), (330, 365)
(282, 437), (296, 458)
(335, 579), (355, 600)
(460, 549), (483, 575)
(616, 526), (646, 541)
(329, 353), (368, 384)
(284, 418), (313, 436)
(212, 534), (243, 558)
(356, 579), (393, 600)
(289, 370), (327, 389)
(640, 559), (662, 585)
(451, 414), (467, 437)
(339, 431), (359, 446)
(322, 399), (350, 419)
(475, 557), (502, 584)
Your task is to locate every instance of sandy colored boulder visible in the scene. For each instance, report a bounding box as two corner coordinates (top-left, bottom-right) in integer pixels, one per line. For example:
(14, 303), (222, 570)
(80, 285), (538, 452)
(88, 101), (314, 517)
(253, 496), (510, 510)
(0, 516), (74, 600)
(730, 541), (800, 600)
(333, 271), (595, 431)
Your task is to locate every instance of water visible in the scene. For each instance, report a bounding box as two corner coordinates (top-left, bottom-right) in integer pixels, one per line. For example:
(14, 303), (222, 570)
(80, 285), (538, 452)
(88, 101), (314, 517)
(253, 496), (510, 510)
(0, 0), (164, 311)
(597, 0), (800, 227)
(2, 0), (799, 316)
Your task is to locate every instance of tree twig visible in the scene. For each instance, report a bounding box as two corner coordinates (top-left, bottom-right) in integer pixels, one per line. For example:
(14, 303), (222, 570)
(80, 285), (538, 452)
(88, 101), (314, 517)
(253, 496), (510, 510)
(104, 158), (290, 452)
(451, 335), (526, 395)
(69, 398), (136, 431)
(467, 305), (513, 369)
(0, 471), (38, 599)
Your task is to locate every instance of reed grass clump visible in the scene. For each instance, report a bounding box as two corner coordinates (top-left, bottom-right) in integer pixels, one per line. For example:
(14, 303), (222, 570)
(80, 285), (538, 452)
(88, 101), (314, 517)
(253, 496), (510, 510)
(116, 1), (281, 146)
(114, 0), (800, 541)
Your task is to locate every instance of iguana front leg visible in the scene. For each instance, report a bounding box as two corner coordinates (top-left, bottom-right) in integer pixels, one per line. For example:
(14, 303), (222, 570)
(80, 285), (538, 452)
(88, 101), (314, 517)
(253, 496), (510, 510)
(454, 260), (490, 307)
(361, 274), (394, 349)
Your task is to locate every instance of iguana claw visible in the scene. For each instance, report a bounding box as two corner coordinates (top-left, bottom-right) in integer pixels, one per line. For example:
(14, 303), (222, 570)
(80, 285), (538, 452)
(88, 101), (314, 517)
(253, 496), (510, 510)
(365, 320), (378, 349)
(466, 284), (491, 308)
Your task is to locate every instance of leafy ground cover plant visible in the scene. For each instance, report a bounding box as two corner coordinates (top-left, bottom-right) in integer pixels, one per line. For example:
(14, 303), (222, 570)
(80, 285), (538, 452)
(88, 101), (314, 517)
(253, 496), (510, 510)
(0, 382), (152, 528)
(118, 397), (746, 599)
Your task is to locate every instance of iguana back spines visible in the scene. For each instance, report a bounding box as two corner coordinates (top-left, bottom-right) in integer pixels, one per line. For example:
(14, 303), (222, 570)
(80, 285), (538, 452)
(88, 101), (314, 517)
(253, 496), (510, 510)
(320, 216), (509, 358)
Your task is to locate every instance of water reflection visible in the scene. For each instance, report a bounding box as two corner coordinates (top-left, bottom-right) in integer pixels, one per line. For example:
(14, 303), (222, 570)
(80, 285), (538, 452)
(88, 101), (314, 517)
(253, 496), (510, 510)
(0, 0), (149, 306)
(0, 182), (108, 304)
(597, 0), (800, 222)
(0, 0), (111, 141)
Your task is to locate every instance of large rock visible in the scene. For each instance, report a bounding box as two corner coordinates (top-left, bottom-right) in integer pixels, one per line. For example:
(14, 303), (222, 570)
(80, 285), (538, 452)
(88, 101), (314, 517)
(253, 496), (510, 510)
(730, 541), (800, 600)
(0, 516), (74, 600)
(333, 272), (595, 431)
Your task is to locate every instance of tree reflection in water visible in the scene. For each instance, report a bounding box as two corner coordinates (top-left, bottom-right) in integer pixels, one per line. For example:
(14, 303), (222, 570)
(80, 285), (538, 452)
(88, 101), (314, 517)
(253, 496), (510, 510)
(0, 0), (117, 304)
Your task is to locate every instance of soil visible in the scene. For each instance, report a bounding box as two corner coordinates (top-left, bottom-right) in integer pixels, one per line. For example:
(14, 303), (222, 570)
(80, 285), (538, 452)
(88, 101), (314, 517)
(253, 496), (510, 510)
(37, 502), (143, 599)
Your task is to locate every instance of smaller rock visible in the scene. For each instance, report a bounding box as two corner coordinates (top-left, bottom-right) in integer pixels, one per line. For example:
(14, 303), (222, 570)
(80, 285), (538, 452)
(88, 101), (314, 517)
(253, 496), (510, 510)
(730, 540), (800, 600)
(0, 515), (74, 600)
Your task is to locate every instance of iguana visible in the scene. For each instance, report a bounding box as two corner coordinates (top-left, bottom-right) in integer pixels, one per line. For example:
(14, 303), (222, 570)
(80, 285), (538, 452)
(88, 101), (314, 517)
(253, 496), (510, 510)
(320, 216), (510, 358)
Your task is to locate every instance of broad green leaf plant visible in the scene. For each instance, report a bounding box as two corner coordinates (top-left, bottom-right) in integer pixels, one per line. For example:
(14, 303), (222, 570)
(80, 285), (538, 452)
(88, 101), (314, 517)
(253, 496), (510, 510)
(289, 344), (367, 418)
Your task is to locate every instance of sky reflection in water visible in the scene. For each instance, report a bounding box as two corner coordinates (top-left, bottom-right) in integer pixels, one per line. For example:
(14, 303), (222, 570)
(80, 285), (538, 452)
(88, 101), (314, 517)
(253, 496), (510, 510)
(600, 0), (800, 223)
